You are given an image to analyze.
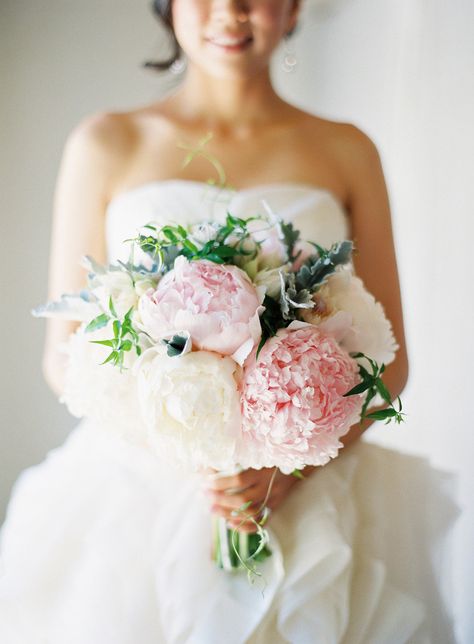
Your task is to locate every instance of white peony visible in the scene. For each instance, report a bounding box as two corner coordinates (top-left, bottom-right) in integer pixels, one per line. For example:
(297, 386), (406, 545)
(92, 270), (156, 319)
(188, 221), (221, 248)
(254, 265), (290, 298)
(134, 348), (242, 470)
(227, 233), (261, 279)
(301, 268), (399, 366)
(61, 324), (150, 448)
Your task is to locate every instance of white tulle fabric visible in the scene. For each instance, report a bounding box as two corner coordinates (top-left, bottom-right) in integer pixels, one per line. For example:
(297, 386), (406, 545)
(0, 181), (459, 643)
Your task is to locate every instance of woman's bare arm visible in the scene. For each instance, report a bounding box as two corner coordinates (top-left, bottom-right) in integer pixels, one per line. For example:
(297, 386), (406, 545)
(338, 125), (409, 447)
(43, 112), (131, 397)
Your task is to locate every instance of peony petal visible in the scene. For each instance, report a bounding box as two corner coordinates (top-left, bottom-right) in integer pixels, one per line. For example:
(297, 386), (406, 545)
(318, 310), (353, 343)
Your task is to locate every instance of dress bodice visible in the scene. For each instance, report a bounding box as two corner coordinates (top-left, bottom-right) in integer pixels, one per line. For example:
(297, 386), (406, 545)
(105, 180), (350, 263)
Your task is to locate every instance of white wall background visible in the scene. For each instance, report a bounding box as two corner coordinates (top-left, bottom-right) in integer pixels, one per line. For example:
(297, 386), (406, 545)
(0, 0), (472, 641)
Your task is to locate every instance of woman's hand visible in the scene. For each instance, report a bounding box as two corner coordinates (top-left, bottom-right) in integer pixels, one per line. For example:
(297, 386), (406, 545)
(204, 467), (304, 533)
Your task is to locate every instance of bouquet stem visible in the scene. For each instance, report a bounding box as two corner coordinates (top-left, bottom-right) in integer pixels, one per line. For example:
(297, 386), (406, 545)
(212, 515), (271, 572)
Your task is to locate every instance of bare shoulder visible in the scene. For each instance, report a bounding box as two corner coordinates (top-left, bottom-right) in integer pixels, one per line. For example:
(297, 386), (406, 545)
(66, 110), (138, 163)
(69, 100), (180, 151)
(63, 105), (172, 194)
(297, 110), (380, 162)
(306, 114), (386, 202)
(282, 107), (383, 202)
(328, 121), (381, 175)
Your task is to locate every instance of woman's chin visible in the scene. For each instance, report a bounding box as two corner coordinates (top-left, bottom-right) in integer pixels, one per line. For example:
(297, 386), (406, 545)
(193, 56), (269, 81)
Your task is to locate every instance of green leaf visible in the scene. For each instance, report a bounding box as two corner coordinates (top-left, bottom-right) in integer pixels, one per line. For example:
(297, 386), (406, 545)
(205, 253), (225, 264)
(368, 357), (379, 376)
(85, 313), (109, 333)
(212, 245), (239, 258)
(161, 334), (189, 357)
(375, 379), (392, 404)
(123, 306), (134, 323)
(161, 227), (180, 243)
(100, 351), (118, 365)
(226, 213), (247, 228)
(119, 340), (133, 352)
(344, 381), (372, 397)
(128, 328), (139, 343)
(360, 387), (377, 419)
(366, 408), (398, 421)
(393, 412), (406, 424)
(280, 220), (301, 259)
(291, 469), (305, 480)
(90, 339), (116, 348)
(108, 296), (117, 318)
(357, 364), (372, 381)
(200, 240), (215, 255)
(112, 320), (121, 338)
(295, 240), (353, 292)
(182, 239), (199, 254)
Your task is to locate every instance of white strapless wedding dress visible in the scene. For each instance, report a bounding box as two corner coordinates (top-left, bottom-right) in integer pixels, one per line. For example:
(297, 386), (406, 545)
(0, 181), (459, 643)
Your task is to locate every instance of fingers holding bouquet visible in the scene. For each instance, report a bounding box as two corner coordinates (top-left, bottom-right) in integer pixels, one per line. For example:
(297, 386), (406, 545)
(205, 467), (300, 533)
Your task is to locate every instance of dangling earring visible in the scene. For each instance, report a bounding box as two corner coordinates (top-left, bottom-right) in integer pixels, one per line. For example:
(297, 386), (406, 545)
(282, 34), (297, 73)
(170, 55), (187, 75)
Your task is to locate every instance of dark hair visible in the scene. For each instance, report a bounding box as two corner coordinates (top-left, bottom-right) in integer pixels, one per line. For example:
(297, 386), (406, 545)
(143, 1), (181, 72)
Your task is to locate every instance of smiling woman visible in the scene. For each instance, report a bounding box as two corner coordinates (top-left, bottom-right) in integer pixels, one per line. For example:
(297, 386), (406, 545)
(0, 0), (461, 642)
(145, 0), (299, 72)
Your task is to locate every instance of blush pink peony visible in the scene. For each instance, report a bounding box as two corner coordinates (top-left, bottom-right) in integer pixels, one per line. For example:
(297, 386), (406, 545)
(137, 256), (263, 364)
(238, 322), (363, 473)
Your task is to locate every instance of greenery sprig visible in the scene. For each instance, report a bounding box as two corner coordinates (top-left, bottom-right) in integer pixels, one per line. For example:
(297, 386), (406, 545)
(225, 468), (278, 583)
(130, 214), (261, 271)
(344, 352), (405, 424)
(178, 132), (229, 190)
(294, 240), (353, 292)
(85, 297), (141, 371)
(280, 220), (300, 262)
(229, 502), (272, 576)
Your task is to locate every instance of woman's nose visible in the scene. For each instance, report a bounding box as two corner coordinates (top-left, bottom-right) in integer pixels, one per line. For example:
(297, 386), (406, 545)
(211, 0), (250, 25)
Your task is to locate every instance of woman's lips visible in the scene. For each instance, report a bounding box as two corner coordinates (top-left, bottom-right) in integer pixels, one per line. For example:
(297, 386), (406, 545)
(206, 35), (253, 53)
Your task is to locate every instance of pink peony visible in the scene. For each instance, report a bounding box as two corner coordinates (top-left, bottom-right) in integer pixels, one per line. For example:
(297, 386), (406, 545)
(137, 256), (263, 364)
(238, 322), (363, 473)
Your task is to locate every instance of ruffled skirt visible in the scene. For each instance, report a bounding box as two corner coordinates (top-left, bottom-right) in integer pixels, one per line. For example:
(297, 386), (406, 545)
(0, 420), (459, 643)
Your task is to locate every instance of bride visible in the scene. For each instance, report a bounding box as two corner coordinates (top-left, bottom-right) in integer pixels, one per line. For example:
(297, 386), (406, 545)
(0, 1), (458, 642)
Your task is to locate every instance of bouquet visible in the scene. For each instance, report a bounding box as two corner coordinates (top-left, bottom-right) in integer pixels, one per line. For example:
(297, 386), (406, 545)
(34, 203), (403, 576)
